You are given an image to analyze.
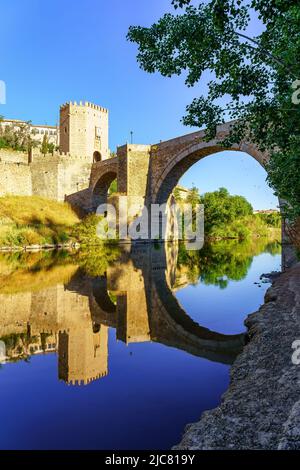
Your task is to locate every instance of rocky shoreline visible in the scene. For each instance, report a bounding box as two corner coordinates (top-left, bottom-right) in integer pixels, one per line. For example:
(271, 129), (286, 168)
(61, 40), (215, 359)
(174, 262), (300, 450)
(0, 243), (80, 252)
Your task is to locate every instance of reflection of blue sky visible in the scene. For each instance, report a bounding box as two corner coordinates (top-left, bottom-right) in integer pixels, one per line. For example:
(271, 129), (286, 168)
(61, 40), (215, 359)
(176, 252), (282, 335)
(0, 332), (229, 450)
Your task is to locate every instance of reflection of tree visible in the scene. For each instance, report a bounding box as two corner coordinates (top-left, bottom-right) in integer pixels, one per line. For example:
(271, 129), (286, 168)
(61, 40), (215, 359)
(0, 246), (121, 294)
(74, 246), (120, 277)
(0, 332), (39, 362)
(177, 239), (281, 289)
(263, 241), (283, 257)
(0, 240), (281, 294)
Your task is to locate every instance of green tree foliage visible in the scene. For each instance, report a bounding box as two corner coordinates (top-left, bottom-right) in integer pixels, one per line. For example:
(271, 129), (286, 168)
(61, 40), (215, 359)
(174, 186), (275, 239)
(173, 187), (183, 202)
(41, 134), (49, 156)
(0, 120), (38, 153)
(128, 0), (300, 220)
(186, 186), (201, 207)
(108, 179), (118, 195)
(48, 142), (56, 155)
(202, 187), (253, 238)
(71, 214), (117, 246)
(256, 211), (281, 228)
(74, 246), (120, 277)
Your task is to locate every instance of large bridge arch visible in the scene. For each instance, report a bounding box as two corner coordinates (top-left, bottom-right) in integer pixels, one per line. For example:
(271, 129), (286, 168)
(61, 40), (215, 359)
(151, 137), (269, 205)
(148, 128), (292, 251)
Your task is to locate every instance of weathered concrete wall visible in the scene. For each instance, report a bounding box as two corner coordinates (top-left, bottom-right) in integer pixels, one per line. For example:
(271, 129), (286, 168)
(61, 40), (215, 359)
(30, 158), (59, 199)
(57, 158), (93, 201)
(117, 144), (151, 197)
(0, 292), (32, 336)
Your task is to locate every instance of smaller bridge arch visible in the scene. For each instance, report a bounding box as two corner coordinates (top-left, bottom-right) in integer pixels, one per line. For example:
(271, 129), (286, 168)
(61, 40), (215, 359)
(90, 157), (118, 211)
(93, 170), (117, 208)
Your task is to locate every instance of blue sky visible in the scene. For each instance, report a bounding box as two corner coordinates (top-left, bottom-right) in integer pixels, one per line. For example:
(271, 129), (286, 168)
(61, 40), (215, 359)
(0, 0), (278, 209)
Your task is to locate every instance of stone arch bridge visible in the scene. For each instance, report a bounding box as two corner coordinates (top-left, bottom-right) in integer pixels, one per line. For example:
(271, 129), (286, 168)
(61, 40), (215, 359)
(88, 122), (269, 208)
(66, 122), (293, 265)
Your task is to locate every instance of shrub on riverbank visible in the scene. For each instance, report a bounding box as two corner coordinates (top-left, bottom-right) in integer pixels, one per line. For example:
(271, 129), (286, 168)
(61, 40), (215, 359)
(0, 195), (79, 246)
(175, 187), (281, 241)
(0, 193), (282, 247)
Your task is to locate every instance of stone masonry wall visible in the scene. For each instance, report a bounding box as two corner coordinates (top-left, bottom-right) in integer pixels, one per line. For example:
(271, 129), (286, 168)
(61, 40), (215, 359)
(30, 158), (59, 199)
(0, 149), (93, 204)
(0, 149), (29, 164)
(0, 162), (32, 197)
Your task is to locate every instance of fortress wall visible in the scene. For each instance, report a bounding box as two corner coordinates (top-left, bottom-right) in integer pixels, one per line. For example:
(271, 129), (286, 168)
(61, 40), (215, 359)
(0, 149), (29, 164)
(57, 160), (93, 202)
(30, 157), (93, 202)
(59, 105), (70, 154)
(127, 145), (151, 197)
(60, 102), (109, 161)
(0, 292), (32, 336)
(0, 162), (32, 197)
(29, 283), (91, 334)
(30, 158), (59, 199)
(0, 153), (94, 206)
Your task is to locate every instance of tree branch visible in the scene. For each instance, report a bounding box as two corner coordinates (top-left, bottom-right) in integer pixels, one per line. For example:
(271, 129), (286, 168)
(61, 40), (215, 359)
(235, 31), (298, 79)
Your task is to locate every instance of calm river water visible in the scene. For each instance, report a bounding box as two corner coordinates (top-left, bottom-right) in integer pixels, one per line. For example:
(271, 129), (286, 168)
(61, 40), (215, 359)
(0, 239), (281, 449)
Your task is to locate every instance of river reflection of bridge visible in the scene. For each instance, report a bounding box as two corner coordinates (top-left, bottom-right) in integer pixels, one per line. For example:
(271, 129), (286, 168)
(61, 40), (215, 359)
(0, 244), (245, 386)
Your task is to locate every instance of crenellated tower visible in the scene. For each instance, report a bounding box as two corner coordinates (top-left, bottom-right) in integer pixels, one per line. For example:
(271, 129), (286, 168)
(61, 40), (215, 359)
(59, 101), (109, 161)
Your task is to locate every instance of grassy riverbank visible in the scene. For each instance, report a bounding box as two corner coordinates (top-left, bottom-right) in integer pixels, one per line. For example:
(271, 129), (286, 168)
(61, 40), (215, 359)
(0, 194), (281, 248)
(0, 196), (80, 246)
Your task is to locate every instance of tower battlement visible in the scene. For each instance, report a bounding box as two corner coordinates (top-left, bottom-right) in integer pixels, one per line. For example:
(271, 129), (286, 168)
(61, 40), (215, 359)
(60, 101), (108, 113)
(59, 100), (109, 161)
(67, 371), (108, 386)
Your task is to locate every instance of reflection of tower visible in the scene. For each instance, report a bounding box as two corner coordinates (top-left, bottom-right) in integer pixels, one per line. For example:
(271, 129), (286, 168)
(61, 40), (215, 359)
(108, 257), (151, 344)
(116, 288), (151, 344)
(58, 324), (108, 386)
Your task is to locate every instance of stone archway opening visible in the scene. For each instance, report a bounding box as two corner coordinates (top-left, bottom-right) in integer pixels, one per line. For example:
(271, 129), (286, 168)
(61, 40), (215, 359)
(93, 151), (102, 163)
(153, 145), (283, 244)
(92, 170), (118, 211)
